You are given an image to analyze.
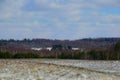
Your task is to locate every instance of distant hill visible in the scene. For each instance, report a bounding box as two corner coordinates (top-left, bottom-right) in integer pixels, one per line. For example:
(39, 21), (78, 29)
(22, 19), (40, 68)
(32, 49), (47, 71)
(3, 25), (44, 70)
(0, 38), (120, 50)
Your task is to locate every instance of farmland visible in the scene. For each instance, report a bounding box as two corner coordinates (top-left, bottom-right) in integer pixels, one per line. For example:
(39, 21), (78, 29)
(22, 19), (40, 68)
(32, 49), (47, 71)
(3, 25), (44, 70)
(0, 59), (120, 80)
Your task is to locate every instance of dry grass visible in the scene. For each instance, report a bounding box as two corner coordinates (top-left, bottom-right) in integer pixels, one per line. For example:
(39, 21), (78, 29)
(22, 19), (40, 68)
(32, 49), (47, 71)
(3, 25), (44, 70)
(0, 59), (119, 80)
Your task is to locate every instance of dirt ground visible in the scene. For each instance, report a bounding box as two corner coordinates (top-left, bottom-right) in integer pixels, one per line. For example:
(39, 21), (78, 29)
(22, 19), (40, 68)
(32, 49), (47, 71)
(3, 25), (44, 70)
(0, 59), (120, 80)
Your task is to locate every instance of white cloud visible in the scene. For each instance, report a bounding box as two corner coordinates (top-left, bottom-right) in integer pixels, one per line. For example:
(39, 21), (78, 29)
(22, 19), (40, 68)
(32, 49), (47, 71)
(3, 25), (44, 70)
(0, 0), (120, 39)
(0, 0), (26, 19)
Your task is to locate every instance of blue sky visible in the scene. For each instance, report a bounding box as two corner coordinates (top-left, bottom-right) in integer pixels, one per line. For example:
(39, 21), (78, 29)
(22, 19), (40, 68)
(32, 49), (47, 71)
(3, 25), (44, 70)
(0, 0), (120, 40)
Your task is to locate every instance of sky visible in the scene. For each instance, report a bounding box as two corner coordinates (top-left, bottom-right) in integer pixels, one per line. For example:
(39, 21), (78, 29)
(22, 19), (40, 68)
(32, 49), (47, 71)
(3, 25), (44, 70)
(0, 0), (120, 40)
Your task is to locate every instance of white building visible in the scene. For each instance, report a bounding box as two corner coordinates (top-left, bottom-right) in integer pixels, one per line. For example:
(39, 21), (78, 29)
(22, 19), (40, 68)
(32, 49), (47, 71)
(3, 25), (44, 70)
(31, 48), (43, 51)
(31, 47), (52, 51)
(46, 47), (52, 51)
(72, 48), (79, 50)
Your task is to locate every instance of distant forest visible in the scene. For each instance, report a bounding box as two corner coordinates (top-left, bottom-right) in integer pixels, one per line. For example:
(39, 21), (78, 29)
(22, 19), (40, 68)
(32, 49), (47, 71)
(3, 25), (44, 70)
(1, 38), (120, 49)
(0, 38), (120, 60)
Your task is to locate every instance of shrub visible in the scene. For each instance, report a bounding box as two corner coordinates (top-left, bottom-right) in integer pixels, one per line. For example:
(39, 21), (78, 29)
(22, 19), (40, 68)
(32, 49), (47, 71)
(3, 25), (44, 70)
(0, 52), (13, 59)
(14, 53), (40, 59)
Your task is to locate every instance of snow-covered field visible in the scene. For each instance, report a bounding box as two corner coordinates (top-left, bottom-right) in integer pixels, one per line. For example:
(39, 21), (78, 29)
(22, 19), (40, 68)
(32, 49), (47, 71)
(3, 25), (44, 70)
(38, 59), (120, 75)
(0, 59), (120, 80)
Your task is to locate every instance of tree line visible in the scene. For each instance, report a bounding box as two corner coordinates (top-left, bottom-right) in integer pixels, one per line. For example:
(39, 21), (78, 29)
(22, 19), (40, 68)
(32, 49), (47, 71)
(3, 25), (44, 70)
(0, 42), (120, 60)
(0, 52), (40, 59)
(1, 38), (120, 50)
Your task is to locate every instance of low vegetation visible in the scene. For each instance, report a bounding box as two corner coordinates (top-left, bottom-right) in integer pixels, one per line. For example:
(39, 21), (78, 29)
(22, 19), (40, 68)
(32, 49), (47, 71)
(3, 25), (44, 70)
(0, 42), (120, 60)
(0, 52), (40, 59)
(0, 52), (13, 59)
(14, 53), (40, 58)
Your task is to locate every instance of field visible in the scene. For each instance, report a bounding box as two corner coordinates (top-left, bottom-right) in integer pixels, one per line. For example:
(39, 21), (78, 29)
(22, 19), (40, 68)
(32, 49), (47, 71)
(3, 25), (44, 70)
(0, 59), (120, 80)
